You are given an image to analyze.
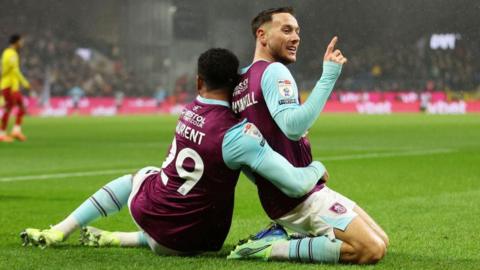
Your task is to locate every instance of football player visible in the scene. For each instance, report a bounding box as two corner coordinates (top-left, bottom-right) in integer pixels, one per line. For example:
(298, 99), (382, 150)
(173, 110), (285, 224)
(1, 34), (30, 142)
(228, 7), (388, 264)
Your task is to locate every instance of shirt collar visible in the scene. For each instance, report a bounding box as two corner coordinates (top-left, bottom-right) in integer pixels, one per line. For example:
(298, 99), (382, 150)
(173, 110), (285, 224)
(240, 59), (271, 74)
(196, 95), (230, 108)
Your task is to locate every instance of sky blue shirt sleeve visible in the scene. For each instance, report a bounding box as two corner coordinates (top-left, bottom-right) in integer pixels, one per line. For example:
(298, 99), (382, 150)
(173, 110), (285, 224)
(261, 62), (300, 117)
(261, 61), (342, 141)
(222, 120), (326, 198)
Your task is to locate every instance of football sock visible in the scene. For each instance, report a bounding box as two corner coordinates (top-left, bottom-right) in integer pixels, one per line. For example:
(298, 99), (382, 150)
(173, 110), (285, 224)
(52, 175), (133, 238)
(270, 235), (342, 263)
(16, 107), (25, 125)
(270, 239), (290, 259)
(113, 231), (149, 247)
(51, 215), (79, 238)
(287, 235), (342, 263)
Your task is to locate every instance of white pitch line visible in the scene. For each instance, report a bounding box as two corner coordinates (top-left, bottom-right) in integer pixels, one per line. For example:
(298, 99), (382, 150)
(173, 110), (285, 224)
(0, 168), (137, 182)
(321, 148), (454, 161)
(0, 148), (455, 183)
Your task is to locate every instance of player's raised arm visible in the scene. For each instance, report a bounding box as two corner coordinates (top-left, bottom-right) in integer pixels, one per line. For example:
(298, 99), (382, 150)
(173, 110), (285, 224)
(222, 120), (326, 198)
(261, 36), (345, 140)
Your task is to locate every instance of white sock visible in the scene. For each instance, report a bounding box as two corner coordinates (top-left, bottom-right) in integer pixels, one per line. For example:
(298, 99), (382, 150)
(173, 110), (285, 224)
(113, 232), (145, 247)
(270, 240), (290, 260)
(12, 125), (21, 133)
(51, 215), (80, 238)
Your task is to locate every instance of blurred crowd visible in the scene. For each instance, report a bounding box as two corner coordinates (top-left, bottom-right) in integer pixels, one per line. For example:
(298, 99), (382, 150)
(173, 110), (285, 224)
(305, 38), (480, 93)
(21, 31), (149, 99)
(15, 32), (480, 102)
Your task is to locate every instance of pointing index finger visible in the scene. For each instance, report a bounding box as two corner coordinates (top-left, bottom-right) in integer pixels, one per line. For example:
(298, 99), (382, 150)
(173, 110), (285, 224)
(326, 36), (338, 54)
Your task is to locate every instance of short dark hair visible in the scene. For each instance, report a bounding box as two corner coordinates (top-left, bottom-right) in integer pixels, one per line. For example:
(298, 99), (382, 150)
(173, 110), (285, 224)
(197, 48), (240, 91)
(9, 34), (21, 45)
(251, 7), (295, 38)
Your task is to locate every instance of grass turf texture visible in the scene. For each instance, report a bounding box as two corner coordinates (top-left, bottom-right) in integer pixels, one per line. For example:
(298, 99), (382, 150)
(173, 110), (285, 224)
(1, 114), (479, 270)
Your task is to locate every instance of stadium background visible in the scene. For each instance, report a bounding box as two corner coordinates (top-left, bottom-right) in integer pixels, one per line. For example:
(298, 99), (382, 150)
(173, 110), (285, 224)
(0, 0), (479, 115)
(1, 1), (480, 269)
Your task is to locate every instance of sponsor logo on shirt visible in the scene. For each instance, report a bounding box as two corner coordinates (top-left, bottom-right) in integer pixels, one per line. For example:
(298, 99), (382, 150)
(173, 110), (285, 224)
(233, 78), (249, 97)
(181, 108), (205, 128)
(279, 99), (297, 105)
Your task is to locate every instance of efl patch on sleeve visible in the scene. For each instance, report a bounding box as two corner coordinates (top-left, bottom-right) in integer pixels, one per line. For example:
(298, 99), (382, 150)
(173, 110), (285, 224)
(277, 80), (297, 105)
(243, 123), (265, 146)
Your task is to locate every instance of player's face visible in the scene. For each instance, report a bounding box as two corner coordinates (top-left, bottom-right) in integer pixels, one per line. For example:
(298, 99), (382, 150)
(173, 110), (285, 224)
(14, 39), (24, 49)
(265, 13), (300, 64)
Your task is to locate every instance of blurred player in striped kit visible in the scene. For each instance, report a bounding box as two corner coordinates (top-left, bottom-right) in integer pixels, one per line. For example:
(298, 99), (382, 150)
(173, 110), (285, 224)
(0, 34), (30, 142)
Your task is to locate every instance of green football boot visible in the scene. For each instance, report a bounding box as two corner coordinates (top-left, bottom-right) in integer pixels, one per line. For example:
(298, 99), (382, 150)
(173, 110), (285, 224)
(80, 226), (121, 247)
(228, 223), (290, 261)
(20, 228), (64, 248)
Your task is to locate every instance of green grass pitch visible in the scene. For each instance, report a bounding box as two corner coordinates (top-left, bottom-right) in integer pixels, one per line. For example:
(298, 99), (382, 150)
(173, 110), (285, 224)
(1, 114), (479, 269)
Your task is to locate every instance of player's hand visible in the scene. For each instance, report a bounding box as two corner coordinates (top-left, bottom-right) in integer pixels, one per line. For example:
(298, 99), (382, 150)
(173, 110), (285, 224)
(323, 36), (347, 65)
(321, 170), (329, 182)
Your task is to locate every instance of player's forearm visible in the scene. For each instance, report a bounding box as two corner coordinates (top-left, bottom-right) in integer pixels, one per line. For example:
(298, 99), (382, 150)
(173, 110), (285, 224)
(14, 67), (29, 88)
(307, 61), (342, 112)
(274, 62), (341, 140)
(222, 121), (324, 196)
(255, 146), (325, 198)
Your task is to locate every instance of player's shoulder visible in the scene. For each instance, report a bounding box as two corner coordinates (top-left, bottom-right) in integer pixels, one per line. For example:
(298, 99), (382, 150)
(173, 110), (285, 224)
(1, 47), (9, 57)
(263, 62), (294, 82)
(196, 103), (240, 132)
(261, 62), (295, 95)
(205, 102), (238, 122)
(266, 62), (291, 74)
(3, 47), (15, 55)
(2, 48), (17, 59)
(225, 120), (264, 144)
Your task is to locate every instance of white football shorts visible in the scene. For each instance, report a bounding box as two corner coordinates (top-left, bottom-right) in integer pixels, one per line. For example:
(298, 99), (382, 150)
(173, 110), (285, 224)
(276, 186), (357, 240)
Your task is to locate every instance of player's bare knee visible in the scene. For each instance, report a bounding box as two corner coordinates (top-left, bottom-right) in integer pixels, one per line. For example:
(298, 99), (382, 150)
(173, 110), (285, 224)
(339, 241), (356, 260)
(347, 235), (386, 264)
(361, 239), (386, 264)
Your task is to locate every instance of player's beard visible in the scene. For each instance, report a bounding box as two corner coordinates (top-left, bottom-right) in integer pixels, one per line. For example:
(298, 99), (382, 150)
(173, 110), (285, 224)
(269, 45), (296, 65)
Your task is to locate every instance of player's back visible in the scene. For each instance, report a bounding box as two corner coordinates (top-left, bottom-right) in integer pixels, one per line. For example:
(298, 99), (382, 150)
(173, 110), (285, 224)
(232, 61), (324, 219)
(130, 97), (241, 252)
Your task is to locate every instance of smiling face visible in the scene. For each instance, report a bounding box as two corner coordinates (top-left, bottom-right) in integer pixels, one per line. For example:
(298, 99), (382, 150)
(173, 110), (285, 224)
(259, 13), (300, 64)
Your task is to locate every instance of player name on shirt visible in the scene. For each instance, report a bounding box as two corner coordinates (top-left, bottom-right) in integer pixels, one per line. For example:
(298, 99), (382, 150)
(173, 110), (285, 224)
(175, 121), (205, 145)
(232, 92), (258, 114)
